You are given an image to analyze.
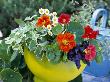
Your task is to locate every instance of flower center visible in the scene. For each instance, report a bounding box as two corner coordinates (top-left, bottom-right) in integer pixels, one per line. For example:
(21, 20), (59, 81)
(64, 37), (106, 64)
(85, 49), (91, 55)
(63, 19), (66, 23)
(43, 20), (46, 25)
(62, 40), (68, 45)
(40, 10), (43, 13)
(46, 11), (49, 14)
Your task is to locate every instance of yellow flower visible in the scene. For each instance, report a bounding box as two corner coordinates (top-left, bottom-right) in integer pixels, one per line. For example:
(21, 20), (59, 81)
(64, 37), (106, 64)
(39, 8), (45, 15)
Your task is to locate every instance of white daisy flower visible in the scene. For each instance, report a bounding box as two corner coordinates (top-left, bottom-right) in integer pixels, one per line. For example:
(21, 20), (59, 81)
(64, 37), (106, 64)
(52, 16), (58, 23)
(44, 9), (50, 15)
(0, 30), (3, 37)
(48, 30), (53, 36)
(47, 25), (52, 30)
(39, 8), (45, 15)
(52, 12), (57, 16)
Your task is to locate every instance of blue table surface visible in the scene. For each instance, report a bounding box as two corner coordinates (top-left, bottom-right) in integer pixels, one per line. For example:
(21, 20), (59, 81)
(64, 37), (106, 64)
(82, 72), (110, 82)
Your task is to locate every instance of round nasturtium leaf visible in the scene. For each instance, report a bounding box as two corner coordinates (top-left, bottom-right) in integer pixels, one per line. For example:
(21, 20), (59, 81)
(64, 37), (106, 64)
(0, 68), (22, 82)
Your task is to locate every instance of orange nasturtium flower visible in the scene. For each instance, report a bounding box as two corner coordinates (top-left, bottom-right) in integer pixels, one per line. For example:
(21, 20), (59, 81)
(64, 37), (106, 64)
(56, 32), (76, 52)
(36, 15), (51, 27)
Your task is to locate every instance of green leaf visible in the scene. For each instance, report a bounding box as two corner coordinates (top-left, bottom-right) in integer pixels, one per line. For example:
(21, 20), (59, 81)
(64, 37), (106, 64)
(63, 53), (67, 61)
(11, 53), (21, 68)
(95, 54), (103, 63)
(46, 53), (55, 61)
(10, 51), (18, 62)
(52, 24), (63, 35)
(28, 40), (36, 51)
(67, 21), (84, 43)
(45, 43), (61, 63)
(14, 19), (25, 26)
(31, 15), (38, 20)
(0, 68), (22, 82)
(25, 15), (38, 21)
(53, 55), (61, 64)
(0, 59), (5, 72)
(34, 46), (43, 58)
(36, 27), (44, 32)
(89, 40), (99, 50)
(18, 55), (26, 69)
(90, 40), (103, 63)
(55, 50), (61, 56)
(0, 40), (11, 63)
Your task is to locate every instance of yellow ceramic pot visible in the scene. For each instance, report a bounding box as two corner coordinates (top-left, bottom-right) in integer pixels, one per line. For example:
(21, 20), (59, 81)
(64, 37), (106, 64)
(24, 47), (86, 82)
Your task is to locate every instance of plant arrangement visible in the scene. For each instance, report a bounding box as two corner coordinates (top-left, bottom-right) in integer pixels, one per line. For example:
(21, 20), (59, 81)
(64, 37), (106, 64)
(5, 8), (101, 68)
(0, 8), (103, 82)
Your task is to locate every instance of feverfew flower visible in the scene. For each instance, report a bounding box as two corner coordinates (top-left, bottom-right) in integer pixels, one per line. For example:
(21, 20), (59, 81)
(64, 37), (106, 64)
(52, 12), (57, 16)
(39, 8), (45, 15)
(52, 16), (58, 26)
(52, 16), (58, 23)
(44, 9), (50, 15)
(47, 25), (52, 30)
(48, 30), (53, 36)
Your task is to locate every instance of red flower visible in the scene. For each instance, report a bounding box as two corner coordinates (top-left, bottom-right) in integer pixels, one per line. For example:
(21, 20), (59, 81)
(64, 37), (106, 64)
(36, 15), (51, 27)
(58, 13), (71, 24)
(82, 25), (99, 39)
(56, 32), (76, 52)
(84, 44), (96, 61)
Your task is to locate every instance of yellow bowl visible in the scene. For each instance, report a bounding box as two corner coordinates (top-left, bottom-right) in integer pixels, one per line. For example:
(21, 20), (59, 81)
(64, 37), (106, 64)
(24, 47), (86, 82)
